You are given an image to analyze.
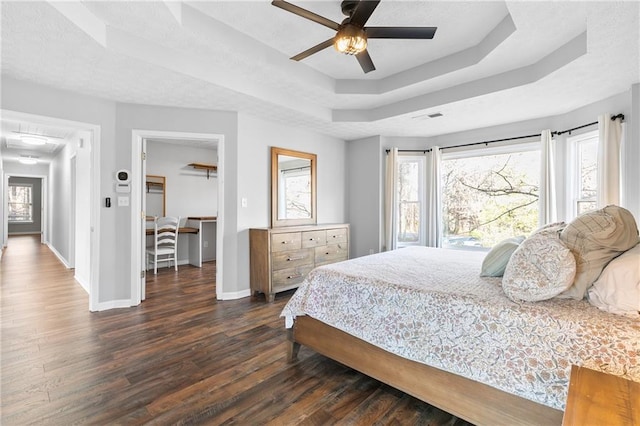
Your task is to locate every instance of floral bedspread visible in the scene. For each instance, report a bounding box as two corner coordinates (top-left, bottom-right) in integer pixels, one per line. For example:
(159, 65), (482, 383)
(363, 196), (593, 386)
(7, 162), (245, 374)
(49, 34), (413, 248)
(281, 246), (640, 410)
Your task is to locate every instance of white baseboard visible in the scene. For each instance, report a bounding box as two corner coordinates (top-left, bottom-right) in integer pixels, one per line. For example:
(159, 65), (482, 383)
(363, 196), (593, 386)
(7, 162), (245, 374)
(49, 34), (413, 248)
(75, 273), (90, 293)
(94, 299), (138, 311)
(218, 288), (251, 300)
(47, 243), (71, 268)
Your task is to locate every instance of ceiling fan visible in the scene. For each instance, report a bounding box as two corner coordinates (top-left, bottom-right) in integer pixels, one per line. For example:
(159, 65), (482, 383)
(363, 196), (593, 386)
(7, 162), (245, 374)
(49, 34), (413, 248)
(271, 0), (437, 73)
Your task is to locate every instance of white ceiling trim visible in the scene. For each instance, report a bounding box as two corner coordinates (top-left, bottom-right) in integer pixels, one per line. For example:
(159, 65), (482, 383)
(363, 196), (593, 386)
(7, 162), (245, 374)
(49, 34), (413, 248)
(335, 13), (516, 95)
(334, 31), (587, 122)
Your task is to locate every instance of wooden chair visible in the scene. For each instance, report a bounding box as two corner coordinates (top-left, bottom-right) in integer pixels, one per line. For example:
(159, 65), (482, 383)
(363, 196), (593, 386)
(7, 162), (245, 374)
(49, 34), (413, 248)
(146, 216), (180, 274)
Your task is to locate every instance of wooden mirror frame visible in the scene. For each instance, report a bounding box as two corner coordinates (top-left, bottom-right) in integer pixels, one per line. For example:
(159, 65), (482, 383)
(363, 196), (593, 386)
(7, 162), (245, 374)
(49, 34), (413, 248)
(145, 174), (166, 219)
(271, 147), (317, 228)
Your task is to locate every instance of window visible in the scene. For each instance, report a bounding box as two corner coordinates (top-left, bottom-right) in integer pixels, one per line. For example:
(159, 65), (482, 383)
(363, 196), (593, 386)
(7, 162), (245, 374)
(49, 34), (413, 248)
(280, 165), (312, 219)
(569, 131), (598, 218)
(8, 184), (33, 223)
(396, 155), (426, 246)
(441, 145), (540, 250)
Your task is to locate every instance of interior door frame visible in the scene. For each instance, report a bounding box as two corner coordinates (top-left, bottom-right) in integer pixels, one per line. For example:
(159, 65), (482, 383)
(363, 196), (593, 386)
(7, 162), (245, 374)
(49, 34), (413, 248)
(130, 130), (224, 305)
(0, 109), (101, 311)
(3, 173), (47, 242)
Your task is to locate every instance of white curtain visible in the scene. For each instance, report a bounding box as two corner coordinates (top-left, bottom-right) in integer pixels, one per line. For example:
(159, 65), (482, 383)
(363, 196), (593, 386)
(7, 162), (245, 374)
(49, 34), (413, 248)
(384, 148), (398, 251)
(426, 147), (442, 247)
(539, 129), (557, 226)
(597, 114), (623, 208)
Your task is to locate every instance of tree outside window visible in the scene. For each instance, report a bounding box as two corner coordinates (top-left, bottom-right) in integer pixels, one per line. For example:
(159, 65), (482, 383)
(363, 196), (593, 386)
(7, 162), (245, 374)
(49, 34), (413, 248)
(9, 184), (33, 223)
(441, 149), (540, 249)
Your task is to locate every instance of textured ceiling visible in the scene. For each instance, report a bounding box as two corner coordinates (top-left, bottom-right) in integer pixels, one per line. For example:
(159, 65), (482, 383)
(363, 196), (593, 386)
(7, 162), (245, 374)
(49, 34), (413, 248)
(1, 0), (639, 157)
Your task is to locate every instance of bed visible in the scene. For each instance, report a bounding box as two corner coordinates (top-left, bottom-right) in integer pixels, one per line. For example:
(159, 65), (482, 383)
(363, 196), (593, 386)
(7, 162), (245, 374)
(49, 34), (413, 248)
(281, 246), (640, 425)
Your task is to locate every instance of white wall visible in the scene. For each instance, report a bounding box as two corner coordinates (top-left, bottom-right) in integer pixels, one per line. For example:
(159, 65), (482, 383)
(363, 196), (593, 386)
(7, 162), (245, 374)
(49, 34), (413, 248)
(236, 113), (347, 292)
(49, 141), (78, 265)
(146, 141), (217, 219)
(346, 136), (383, 258)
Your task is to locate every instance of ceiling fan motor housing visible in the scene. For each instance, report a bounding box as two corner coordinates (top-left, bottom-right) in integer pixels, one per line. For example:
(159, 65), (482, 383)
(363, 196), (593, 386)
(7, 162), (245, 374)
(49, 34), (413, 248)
(341, 0), (359, 17)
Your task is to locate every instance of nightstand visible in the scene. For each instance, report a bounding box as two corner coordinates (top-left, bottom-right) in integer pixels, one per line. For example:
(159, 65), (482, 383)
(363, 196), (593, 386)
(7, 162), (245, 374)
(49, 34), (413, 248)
(563, 365), (639, 425)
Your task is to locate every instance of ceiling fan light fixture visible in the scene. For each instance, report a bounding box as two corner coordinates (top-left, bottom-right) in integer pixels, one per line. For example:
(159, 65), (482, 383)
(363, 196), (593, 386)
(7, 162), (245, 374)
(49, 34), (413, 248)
(334, 25), (367, 55)
(20, 135), (48, 146)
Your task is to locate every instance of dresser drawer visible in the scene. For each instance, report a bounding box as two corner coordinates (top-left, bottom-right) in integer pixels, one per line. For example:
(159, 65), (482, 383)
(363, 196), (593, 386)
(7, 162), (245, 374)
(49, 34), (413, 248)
(272, 265), (314, 290)
(271, 232), (301, 252)
(315, 243), (349, 266)
(272, 248), (314, 271)
(302, 230), (326, 248)
(326, 228), (348, 244)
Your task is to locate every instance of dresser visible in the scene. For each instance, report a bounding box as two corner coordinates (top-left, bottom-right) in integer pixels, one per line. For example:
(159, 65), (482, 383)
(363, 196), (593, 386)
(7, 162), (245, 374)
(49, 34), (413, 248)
(250, 224), (349, 302)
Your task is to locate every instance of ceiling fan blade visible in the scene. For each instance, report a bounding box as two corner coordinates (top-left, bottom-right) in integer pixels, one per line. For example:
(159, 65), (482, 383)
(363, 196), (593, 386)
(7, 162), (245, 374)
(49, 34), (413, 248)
(271, 0), (340, 31)
(366, 27), (437, 39)
(356, 49), (376, 73)
(349, 0), (381, 27)
(291, 38), (335, 61)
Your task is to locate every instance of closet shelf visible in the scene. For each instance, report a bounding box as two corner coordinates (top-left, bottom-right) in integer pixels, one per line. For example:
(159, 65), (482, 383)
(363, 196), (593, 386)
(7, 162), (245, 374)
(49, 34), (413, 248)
(188, 163), (217, 179)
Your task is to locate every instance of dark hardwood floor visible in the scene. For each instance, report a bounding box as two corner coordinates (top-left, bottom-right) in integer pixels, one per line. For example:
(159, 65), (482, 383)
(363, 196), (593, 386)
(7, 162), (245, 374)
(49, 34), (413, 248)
(1, 235), (472, 425)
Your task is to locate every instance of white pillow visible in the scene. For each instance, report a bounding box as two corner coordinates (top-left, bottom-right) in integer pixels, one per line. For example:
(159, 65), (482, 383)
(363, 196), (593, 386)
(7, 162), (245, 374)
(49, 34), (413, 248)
(587, 244), (640, 316)
(502, 233), (576, 302)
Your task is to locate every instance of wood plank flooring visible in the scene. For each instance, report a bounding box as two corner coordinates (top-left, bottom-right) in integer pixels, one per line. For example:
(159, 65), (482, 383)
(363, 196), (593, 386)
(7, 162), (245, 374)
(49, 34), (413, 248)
(1, 235), (472, 425)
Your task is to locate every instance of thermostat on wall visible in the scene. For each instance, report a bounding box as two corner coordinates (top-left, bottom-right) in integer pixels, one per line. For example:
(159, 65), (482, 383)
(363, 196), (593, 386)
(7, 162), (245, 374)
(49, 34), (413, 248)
(115, 169), (131, 193)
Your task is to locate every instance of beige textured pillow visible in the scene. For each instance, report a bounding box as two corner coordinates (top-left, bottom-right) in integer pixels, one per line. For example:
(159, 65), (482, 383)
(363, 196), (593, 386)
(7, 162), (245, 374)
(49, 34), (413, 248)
(559, 205), (639, 300)
(502, 233), (576, 303)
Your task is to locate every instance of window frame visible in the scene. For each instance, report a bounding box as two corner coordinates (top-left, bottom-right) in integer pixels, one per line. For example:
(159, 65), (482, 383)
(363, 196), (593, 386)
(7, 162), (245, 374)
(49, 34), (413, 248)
(396, 154), (427, 247)
(8, 183), (34, 224)
(567, 130), (598, 220)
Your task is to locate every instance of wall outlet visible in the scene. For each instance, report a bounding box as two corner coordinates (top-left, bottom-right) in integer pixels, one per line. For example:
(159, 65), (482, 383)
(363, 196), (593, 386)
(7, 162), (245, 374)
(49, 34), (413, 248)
(117, 196), (129, 207)
(369, 248), (375, 255)
(203, 241), (208, 248)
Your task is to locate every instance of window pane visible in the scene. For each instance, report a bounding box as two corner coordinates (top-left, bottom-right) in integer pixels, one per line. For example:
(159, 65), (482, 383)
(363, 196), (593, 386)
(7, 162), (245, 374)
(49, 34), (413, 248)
(398, 201), (420, 243)
(442, 150), (540, 249)
(578, 140), (597, 200)
(8, 185), (33, 222)
(397, 158), (424, 246)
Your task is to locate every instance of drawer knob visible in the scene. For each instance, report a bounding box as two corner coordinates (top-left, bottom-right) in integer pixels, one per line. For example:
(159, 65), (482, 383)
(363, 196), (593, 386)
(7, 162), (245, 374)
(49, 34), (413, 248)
(287, 273), (302, 280)
(287, 256), (305, 261)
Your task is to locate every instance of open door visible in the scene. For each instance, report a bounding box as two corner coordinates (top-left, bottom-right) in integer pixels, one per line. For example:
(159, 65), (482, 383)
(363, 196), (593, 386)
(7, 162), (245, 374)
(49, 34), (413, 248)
(140, 138), (147, 300)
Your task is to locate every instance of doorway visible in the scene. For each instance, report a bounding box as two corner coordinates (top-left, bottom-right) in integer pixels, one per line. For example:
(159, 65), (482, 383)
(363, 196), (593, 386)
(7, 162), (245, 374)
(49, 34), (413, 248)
(1, 109), (100, 310)
(131, 130), (224, 305)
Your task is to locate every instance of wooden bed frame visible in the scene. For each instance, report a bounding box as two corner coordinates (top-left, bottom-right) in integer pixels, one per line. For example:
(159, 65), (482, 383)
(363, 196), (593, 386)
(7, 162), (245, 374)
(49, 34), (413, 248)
(288, 315), (564, 426)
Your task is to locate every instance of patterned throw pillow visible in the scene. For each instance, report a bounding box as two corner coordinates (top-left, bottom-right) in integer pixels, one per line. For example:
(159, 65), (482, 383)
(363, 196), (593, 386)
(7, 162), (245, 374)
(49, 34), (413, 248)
(480, 236), (526, 277)
(502, 233), (576, 302)
(559, 205), (639, 300)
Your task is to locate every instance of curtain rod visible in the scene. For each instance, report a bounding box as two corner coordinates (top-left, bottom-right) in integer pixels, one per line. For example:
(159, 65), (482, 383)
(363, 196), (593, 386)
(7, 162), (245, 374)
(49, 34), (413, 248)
(384, 113), (625, 154)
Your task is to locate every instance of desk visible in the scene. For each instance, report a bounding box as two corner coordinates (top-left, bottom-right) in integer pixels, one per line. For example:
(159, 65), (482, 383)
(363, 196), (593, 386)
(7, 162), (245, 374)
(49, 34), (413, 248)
(186, 217), (217, 267)
(563, 365), (640, 425)
(145, 227), (198, 236)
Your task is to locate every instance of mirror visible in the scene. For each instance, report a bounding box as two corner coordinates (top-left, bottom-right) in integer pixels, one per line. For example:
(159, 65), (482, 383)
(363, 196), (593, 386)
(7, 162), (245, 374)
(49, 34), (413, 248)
(146, 175), (166, 219)
(271, 147), (316, 228)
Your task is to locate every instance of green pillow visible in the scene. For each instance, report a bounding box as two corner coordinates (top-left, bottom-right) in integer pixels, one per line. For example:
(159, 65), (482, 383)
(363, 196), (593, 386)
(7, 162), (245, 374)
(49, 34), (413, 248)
(480, 236), (526, 277)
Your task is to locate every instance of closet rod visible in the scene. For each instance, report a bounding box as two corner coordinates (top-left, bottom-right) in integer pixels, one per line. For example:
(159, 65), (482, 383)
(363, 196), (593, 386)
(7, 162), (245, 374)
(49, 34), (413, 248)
(384, 113), (625, 154)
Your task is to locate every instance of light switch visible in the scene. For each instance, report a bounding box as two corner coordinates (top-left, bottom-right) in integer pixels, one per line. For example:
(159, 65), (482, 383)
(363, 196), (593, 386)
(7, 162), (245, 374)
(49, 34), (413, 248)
(241, 197), (248, 208)
(118, 196), (129, 207)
